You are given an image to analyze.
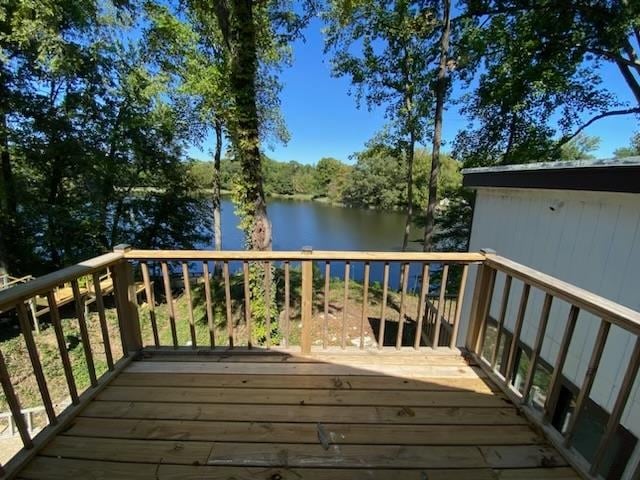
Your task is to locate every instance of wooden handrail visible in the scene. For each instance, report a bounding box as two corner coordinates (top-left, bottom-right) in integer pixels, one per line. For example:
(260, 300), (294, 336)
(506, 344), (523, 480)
(3, 247), (640, 479)
(0, 252), (123, 311)
(467, 253), (640, 480)
(124, 249), (486, 262)
(484, 253), (640, 336)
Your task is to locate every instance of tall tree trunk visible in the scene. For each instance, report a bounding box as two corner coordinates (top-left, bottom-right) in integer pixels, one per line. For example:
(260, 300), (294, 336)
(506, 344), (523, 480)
(423, 0), (451, 252)
(47, 157), (64, 268)
(212, 118), (223, 252)
(401, 134), (415, 252)
(0, 112), (14, 276)
(228, 0), (271, 251)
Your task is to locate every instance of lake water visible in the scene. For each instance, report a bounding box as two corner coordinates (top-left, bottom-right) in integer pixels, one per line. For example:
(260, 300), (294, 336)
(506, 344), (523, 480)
(196, 198), (431, 291)
(202, 198), (423, 252)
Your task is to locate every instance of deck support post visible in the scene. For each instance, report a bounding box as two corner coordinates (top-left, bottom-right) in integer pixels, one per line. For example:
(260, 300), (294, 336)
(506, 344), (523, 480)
(465, 249), (495, 354)
(113, 244), (142, 355)
(300, 246), (313, 355)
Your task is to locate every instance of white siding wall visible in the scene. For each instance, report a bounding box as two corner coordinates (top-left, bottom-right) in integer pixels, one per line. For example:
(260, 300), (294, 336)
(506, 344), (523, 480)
(459, 187), (640, 476)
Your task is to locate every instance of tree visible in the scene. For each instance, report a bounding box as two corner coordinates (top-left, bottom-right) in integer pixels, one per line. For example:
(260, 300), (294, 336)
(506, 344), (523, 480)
(314, 157), (350, 202)
(0, 0), (105, 273)
(454, 0), (640, 167)
(0, 0), (210, 274)
(614, 132), (640, 158)
(145, 1), (231, 252)
(559, 134), (599, 161)
(343, 144), (461, 213)
(423, 0), (452, 251)
(324, 1), (437, 250)
(207, 0), (306, 251)
(343, 147), (407, 210)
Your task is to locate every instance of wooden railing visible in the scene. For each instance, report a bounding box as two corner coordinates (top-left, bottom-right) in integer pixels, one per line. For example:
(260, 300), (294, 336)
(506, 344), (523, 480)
(465, 251), (640, 480)
(0, 245), (140, 477)
(1, 246), (640, 479)
(123, 248), (481, 353)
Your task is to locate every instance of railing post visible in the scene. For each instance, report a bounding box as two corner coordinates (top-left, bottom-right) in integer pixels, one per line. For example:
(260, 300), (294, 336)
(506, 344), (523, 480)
(112, 244), (142, 355)
(300, 246), (313, 355)
(465, 249), (495, 354)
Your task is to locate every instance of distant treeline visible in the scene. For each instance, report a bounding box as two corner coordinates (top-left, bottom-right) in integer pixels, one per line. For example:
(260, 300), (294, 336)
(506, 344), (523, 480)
(189, 147), (462, 211)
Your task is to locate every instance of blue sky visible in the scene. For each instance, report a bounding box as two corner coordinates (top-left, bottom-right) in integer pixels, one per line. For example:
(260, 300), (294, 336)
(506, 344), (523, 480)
(187, 18), (639, 165)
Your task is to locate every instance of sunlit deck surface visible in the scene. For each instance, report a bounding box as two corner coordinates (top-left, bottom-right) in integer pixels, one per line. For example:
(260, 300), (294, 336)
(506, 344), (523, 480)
(18, 350), (579, 480)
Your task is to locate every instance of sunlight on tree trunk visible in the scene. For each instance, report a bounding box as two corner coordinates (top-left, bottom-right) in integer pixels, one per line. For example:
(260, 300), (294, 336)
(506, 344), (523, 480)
(401, 132), (415, 252)
(212, 119), (223, 252)
(219, 0), (271, 251)
(424, 0), (451, 252)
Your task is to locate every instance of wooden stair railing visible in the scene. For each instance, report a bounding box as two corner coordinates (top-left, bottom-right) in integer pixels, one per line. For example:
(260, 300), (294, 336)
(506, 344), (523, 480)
(0, 246), (140, 479)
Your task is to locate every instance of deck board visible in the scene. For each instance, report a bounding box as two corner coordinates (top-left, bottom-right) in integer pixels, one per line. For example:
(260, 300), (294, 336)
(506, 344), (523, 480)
(19, 458), (582, 480)
(16, 351), (580, 479)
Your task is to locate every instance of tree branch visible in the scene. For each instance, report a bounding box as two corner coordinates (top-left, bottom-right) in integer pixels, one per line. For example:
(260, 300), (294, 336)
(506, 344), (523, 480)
(588, 47), (640, 70)
(616, 60), (640, 104)
(557, 107), (640, 148)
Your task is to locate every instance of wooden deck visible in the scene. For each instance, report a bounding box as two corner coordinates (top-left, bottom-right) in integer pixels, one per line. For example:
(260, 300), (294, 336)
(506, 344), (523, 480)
(16, 350), (580, 480)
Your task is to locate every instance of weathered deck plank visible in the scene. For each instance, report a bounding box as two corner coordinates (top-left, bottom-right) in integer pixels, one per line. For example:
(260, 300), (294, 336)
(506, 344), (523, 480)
(65, 417), (540, 445)
(126, 360), (482, 378)
(96, 385), (508, 407)
(82, 401), (529, 424)
(19, 457), (583, 480)
(14, 351), (579, 480)
(112, 372), (498, 392)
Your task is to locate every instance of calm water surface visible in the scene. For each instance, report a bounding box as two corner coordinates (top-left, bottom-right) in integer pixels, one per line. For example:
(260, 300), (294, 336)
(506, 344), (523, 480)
(197, 198), (429, 290)
(202, 198), (423, 252)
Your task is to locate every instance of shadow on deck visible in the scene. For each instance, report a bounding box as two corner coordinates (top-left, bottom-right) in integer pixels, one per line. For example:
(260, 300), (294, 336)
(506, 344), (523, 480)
(17, 349), (579, 480)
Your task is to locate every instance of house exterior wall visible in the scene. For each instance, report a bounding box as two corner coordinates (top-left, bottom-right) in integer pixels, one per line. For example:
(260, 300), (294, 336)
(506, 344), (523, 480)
(459, 186), (640, 475)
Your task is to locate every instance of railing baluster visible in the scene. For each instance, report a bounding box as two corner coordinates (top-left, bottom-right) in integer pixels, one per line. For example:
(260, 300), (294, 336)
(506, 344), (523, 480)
(284, 261), (291, 348)
(323, 261), (330, 349)
(139, 263), (159, 349)
(378, 262), (389, 349)
(92, 272), (115, 368)
(472, 268), (497, 355)
(492, 275), (512, 369)
(111, 251), (142, 355)
(16, 302), (56, 424)
(360, 262), (370, 350)
(202, 262), (215, 348)
(467, 262), (495, 354)
(264, 261), (272, 349)
(46, 292), (78, 404)
(450, 264), (469, 348)
(342, 261), (350, 350)
(522, 293), (553, 401)
(589, 336), (640, 475)
(161, 262), (178, 348)
(544, 305), (579, 423)
(182, 262), (197, 348)
(414, 263), (430, 350)
(504, 283), (531, 384)
(564, 319), (610, 447)
(300, 252), (313, 354)
(432, 264), (449, 348)
(71, 280), (97, 387)
(0, 349), (32, 449)
(223, 261), (233, 347)
(396, 262), (410, 350)
(243, 261), (252, 348)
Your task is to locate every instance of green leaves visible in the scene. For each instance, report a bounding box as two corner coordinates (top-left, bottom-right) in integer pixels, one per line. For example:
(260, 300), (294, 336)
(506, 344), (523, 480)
(454, 0), (640, 167)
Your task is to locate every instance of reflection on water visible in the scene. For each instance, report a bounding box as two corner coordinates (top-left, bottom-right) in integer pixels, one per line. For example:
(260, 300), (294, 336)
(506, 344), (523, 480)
(194, 198), (432, 290)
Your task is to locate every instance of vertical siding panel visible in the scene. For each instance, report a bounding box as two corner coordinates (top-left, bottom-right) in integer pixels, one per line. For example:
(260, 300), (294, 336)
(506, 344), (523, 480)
(463, 187), (640, 445)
